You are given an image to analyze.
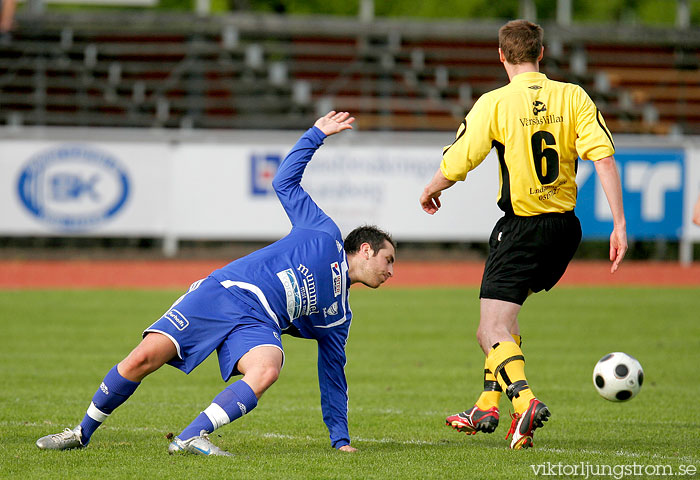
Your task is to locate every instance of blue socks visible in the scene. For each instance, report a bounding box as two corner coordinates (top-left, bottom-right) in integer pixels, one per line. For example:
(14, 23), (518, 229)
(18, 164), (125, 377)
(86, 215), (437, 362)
(76, 367), (258, 444)
(179, 380), (258, 440)
(79, 365), (140, 445)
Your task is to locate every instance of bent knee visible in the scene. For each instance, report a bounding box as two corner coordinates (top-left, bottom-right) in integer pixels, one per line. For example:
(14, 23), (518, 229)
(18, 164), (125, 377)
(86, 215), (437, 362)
(243, 364), (281, 397)
(257, 364), (281, 387)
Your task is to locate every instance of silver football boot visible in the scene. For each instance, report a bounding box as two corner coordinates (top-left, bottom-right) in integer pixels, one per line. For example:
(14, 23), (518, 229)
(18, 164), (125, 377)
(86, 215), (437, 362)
(36, 426), (85, 450)
(168, 430), (233, 457)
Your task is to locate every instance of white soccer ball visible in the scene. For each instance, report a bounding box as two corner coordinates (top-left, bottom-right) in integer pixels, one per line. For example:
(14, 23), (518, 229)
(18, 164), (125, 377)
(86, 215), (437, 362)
(592, 352), (644, 402)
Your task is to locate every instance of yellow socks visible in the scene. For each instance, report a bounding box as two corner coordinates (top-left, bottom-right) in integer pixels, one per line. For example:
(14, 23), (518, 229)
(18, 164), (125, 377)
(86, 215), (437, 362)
(475, 361), (501, 411)
(485, 338), (534, 414)
(475, 334), (522, 411)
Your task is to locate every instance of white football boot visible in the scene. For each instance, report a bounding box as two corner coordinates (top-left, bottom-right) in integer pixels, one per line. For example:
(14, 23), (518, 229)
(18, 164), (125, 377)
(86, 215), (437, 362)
(168, 430), (233, 456)
(36, 426), (85, 450)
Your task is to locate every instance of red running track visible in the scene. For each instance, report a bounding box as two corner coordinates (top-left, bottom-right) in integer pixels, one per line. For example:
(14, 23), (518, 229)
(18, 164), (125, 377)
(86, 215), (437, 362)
(0, 260), (698, 288)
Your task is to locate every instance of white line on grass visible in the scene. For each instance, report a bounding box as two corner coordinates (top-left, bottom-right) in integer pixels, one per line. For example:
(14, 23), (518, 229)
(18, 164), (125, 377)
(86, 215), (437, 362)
(12, 421), (698, 463)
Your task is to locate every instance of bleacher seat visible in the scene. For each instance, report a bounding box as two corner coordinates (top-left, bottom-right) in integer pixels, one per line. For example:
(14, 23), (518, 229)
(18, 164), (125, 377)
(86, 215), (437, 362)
(1, 12), (698, 134)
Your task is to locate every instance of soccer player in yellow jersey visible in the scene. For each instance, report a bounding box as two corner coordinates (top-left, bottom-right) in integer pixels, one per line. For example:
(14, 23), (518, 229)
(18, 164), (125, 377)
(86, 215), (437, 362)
(420, 19), (628, 449)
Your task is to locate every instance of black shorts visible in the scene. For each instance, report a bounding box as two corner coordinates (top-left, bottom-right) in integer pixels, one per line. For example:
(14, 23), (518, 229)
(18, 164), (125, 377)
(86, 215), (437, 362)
(480, 211), (582, 305)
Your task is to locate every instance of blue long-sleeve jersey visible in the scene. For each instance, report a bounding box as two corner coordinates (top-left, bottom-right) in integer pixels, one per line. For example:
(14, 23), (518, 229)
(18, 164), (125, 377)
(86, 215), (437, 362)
(209, 126), (353, 448)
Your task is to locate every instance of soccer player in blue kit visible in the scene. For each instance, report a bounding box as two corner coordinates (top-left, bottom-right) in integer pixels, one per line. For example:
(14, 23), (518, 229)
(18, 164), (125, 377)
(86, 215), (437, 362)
(36, 111), (396, 456)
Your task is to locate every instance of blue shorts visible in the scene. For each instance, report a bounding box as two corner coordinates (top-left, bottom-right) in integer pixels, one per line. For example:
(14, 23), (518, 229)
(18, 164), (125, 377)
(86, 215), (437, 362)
(144, 276), (284, 381)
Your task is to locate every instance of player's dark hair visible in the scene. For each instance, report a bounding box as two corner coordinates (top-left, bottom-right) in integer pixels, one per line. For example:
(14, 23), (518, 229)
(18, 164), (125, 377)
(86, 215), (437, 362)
(344, 225), (395, 256)
(498, 19), (543, 65)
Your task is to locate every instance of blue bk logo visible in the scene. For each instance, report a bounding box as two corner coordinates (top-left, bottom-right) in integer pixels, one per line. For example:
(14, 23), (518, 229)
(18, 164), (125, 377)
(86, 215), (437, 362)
(17, 145), (130, 231)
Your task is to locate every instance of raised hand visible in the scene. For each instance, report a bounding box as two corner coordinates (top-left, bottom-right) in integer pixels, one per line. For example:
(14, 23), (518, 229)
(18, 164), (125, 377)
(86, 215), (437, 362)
(314, 111), (355, 136)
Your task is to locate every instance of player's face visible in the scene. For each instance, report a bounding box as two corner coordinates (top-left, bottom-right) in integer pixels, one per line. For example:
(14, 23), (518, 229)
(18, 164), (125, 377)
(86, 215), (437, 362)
(362, 240), (395, 288)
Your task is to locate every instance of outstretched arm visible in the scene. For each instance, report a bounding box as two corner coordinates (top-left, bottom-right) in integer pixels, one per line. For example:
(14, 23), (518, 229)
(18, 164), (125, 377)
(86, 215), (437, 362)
(316, 330), (354, 451)
(272, 111), (354, 233)
(594, 156), (627, 273)
(420, 168), (456, 214)
(693, 194), (700, 226)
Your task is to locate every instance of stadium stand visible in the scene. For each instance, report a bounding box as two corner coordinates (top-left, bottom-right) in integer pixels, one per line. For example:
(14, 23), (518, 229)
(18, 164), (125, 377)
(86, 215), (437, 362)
(1, 11), (699, 133)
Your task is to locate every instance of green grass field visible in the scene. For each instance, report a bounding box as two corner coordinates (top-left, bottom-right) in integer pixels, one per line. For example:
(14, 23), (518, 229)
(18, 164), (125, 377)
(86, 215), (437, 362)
(1, 287), (699, 479)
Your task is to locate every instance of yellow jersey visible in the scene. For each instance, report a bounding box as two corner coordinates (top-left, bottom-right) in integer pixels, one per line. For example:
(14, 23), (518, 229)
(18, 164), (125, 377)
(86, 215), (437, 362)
(441, 72), (615, 216)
